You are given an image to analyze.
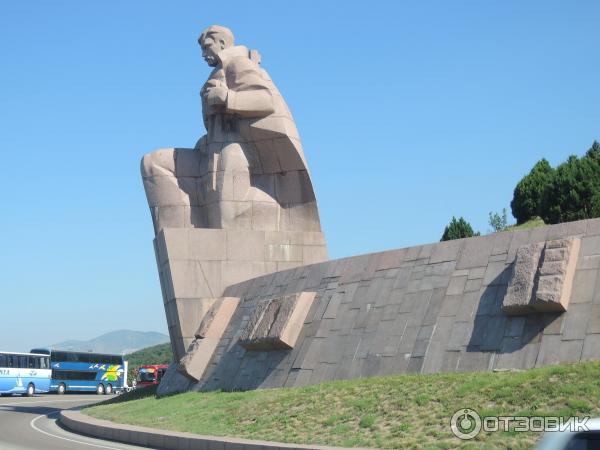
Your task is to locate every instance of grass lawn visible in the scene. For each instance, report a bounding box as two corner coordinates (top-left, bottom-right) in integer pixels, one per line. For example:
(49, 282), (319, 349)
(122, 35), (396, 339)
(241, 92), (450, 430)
(85, 360), (600, 449)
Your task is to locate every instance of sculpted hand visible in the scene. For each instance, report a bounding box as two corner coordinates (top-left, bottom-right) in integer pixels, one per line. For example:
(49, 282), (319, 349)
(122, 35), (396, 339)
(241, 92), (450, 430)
(204, 86), (228, 107)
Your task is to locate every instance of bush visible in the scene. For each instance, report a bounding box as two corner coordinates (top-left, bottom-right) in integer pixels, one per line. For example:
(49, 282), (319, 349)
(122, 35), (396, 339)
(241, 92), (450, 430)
(510, 159), (554, 224)
(441, 217), (479, 241)
(488, 208), (509, 232)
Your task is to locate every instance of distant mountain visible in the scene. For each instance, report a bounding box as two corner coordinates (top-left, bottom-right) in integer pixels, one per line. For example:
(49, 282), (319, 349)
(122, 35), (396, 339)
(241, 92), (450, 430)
(48, 330), (169, 355)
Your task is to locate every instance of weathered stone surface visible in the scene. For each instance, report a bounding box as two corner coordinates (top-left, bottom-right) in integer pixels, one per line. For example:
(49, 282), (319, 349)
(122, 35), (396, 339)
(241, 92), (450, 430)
(195, 297), (240, 339)
(239, 292), (316, 350)
(178, 337), (219, 381)
(156, 363), (192, 397)
(502, 242), (544, 314)
(502, 238), (580, 315)
(534, 238), (580, 312)
(178, 297), (240, 381)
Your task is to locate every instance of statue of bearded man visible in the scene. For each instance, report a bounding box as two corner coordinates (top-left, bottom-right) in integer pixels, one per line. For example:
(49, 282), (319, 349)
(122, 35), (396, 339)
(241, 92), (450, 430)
(141, 25), (321, 234)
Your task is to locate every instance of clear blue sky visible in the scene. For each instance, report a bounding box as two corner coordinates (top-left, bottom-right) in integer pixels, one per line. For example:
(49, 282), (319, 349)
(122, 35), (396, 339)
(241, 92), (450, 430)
(1, 1), (599, 351)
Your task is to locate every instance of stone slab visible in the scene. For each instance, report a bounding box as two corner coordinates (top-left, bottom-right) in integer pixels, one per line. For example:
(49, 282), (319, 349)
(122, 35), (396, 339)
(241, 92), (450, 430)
(239, 292), (316, 350)
(502, 242), (544, 315)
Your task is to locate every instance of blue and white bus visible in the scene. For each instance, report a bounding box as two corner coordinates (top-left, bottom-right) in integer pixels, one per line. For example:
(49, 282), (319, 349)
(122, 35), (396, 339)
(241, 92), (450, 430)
(0, 351), (51, 396)
(31, 349), (127, 395)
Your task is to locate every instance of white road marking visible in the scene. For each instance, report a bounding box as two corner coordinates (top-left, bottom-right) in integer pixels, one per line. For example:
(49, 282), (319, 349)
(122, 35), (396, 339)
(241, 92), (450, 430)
(30, 411), (127, 450)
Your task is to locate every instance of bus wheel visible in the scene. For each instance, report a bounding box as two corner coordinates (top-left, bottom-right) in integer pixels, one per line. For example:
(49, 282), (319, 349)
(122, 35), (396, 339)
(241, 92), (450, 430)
(96, 384), (105, 395)
(57, 383), (66, 395)
(105, 384), (113, 395)
(25, 383), (35, 397)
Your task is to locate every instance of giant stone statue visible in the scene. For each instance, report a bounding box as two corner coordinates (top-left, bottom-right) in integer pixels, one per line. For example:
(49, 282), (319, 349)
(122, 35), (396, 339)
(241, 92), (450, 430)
(141, 25), (327, 389)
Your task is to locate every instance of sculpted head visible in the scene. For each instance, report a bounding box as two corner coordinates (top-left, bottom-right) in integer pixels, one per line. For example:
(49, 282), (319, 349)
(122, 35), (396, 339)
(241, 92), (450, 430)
(199, 25), (234, 67)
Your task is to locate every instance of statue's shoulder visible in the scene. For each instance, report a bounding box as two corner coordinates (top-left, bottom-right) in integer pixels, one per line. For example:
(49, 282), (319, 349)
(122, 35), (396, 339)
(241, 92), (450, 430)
(220, 46), (251, 66)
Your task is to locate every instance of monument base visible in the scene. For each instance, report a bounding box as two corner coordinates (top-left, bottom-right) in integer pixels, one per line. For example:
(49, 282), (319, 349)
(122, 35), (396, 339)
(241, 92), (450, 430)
(157, 218), (600, 396)
(153, 227), (327, 361)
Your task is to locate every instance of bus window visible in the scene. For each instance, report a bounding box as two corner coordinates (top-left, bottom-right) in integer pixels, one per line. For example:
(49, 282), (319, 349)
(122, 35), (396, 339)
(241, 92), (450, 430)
(19, 356), (27, 368)
(41, 357), (49, 369)
(0, 354), (6, 367)
(8, 355), (16, 368)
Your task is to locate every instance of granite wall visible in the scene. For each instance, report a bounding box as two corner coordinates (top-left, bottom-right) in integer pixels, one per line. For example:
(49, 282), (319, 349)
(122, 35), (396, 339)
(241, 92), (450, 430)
(173, 218), (600, 392)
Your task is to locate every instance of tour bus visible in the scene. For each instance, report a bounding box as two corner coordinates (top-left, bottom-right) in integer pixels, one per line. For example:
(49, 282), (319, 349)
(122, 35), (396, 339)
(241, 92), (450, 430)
(30, 349), (127, 395)
(136, 364), (168, 388)
(0, 351), (51, 396)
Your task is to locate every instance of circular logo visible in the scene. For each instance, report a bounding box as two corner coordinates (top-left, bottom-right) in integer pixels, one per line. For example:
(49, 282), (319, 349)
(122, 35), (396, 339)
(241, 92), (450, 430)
(451, 408), (482, 440)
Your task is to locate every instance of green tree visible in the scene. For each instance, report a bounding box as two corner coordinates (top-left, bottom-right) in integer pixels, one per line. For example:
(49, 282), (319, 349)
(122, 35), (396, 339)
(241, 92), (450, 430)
(488, 208), (509, 232)
(511, 158), (554, 224)
(540, 142), (600, 224)
(441, 217), (479, 241)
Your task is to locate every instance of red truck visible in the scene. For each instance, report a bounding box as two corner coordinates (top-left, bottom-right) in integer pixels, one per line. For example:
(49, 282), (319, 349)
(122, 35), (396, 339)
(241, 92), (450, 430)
(136, 364), (169, 388)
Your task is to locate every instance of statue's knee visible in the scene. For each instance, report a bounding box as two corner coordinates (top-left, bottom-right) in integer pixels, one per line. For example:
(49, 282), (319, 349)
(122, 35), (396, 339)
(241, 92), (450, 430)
(140, 148), (176, 177)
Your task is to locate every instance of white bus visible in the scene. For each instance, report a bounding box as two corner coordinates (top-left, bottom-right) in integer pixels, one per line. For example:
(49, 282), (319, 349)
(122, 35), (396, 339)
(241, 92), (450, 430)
(0, 351), (51, 396)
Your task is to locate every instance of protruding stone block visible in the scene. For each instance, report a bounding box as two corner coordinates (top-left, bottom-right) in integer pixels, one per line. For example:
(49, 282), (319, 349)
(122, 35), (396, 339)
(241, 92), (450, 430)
(534, 238), (580, 312)
(178, 297), (240, 381)
(195, 297), (240, 339)
(239, 292), (316, 350)
(502, 242), (544, 315)
(503, 238), (580, 315)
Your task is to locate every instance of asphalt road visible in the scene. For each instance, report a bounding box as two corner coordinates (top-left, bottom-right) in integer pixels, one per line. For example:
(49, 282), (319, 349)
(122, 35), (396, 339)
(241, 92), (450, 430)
(0, 394), (156, 450)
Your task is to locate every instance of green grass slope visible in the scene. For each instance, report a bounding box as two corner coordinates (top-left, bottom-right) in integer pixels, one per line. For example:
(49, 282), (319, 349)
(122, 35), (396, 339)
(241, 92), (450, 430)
(506, 217), (546, 232)
(86, 360), (600, 449)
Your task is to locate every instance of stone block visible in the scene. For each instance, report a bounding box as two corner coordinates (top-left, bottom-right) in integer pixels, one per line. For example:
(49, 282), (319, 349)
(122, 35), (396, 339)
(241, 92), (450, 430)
(495, 340), (540, 370)
(178, 337), (219, 381)
(195, 297), (240, 339)
(561, 303), (591, 341)
(376, 248), (407, 270)
(502, 242), (544, 315)
(570, 269), (598, 304)
(533, 238), (580, 312)
(581, 334), (600, 360)
(492, 231), (513, 256)
(188, 228), (227, 261)
(176, 298), (217, 339)
(156, 363), (193, 396)
(221, 261), (275, 289)
(447, 321), (472, 351)
(581, 235), (600, 256)
(536, 335), (583, 367)
(226, 230), (265, 261)
(456, 236), (494, 269)
(168, 260), (219, 298)
(446, 276), (467, 296)
(484, 261), (509, 286)
(456, 352), (492, 372)
(587, 305), (600, 334)
(429, 239), (463, 264)
(586, 218), (600, 235)
(238, 292), (316, 350)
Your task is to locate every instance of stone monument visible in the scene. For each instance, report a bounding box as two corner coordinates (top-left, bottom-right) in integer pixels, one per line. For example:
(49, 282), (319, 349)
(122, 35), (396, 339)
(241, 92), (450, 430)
(141, 25), (327, 390)
(141, 25), (600, 396)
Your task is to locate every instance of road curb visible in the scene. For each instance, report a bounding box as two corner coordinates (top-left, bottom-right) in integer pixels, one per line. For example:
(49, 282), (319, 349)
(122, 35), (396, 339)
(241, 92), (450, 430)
(59, 410), (374, 450)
